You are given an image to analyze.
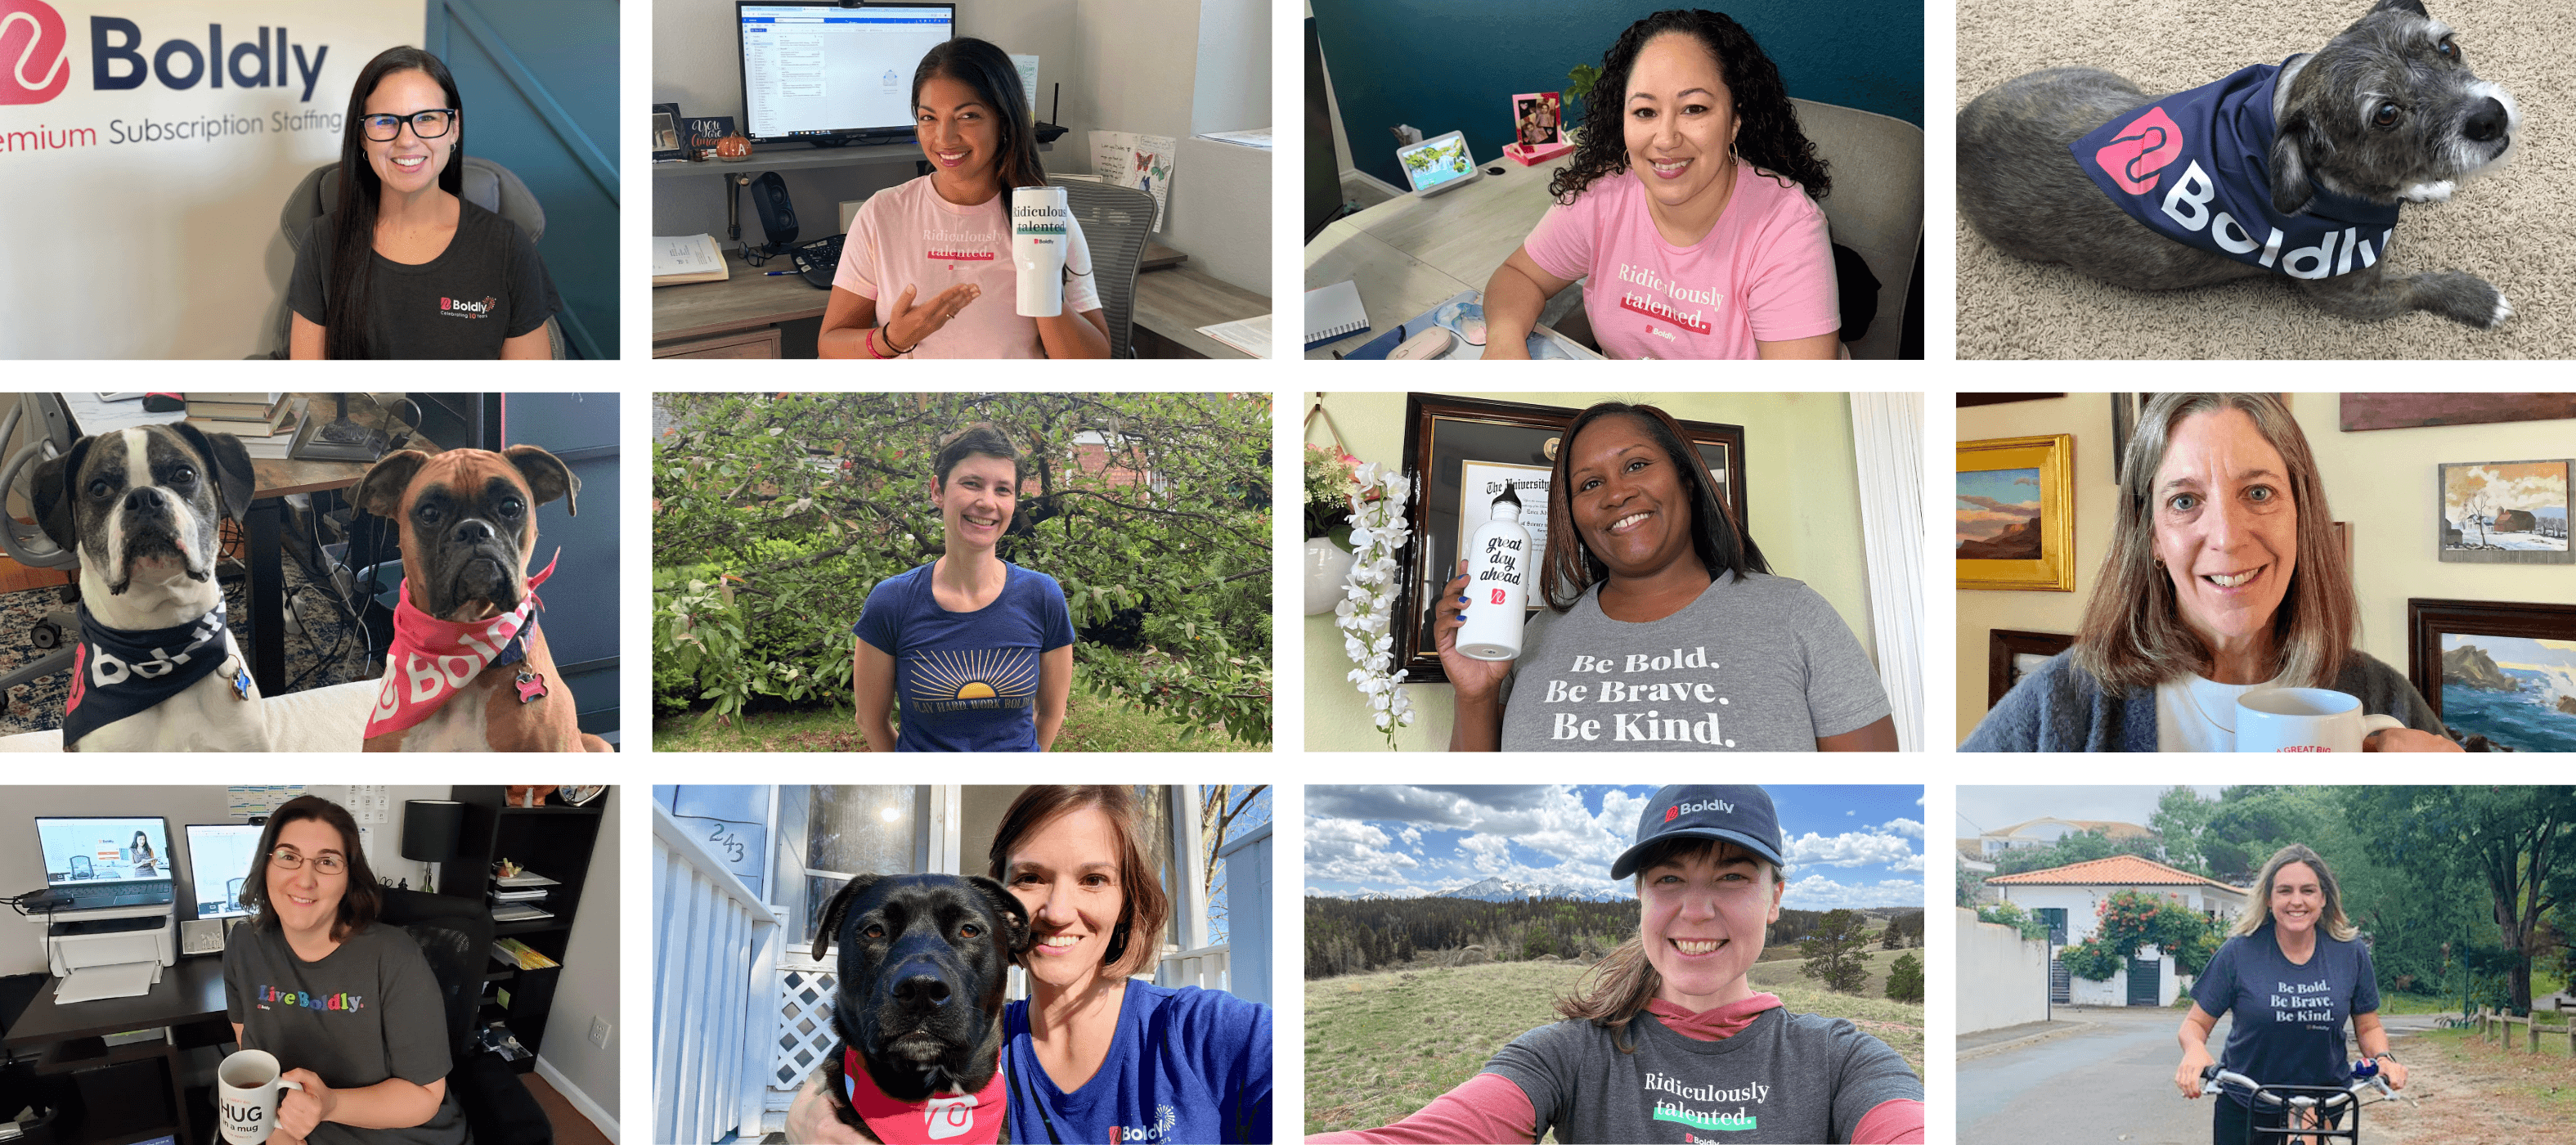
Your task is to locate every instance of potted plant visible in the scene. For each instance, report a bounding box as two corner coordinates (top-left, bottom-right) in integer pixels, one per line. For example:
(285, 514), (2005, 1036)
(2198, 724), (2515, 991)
(1564, 62), (1601, 145)
(1304, 444), (1363, 614)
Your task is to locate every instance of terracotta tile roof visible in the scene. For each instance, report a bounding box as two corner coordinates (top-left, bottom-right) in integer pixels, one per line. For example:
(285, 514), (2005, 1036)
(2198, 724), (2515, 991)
(1985, 854), (2241, 891)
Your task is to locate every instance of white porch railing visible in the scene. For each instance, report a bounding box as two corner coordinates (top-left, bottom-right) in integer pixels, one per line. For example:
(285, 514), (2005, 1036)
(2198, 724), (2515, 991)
(1157, 944), (1232, 994)
(1214, 822), (1271, 1007)
(654, 802), (782, 1145)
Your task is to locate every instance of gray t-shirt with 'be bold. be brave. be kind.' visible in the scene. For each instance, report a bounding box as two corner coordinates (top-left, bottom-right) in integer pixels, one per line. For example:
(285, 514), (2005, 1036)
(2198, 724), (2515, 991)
(1497, 573), (1890, 751)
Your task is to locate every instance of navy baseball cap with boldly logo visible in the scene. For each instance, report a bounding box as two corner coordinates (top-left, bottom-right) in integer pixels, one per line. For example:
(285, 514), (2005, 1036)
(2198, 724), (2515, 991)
(1609, 784), (1785, 879)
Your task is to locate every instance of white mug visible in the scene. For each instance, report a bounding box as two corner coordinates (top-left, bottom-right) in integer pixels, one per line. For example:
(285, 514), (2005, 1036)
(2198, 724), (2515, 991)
(218, 1049), (303, 1145)
(2236, 688), (2403, 752)
(1011, 186), (1070, 317)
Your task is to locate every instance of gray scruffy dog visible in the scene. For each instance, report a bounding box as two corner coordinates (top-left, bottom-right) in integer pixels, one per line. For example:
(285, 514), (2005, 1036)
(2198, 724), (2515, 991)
(1960, 0), (2519, 328)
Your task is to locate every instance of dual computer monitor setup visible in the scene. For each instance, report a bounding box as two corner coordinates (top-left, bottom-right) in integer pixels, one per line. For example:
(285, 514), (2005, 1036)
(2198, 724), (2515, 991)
(31, 816), (266, 1002)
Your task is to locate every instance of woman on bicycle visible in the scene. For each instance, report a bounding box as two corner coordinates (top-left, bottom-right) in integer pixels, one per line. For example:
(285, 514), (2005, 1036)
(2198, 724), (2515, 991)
(2174, 844), (2407, 1143)
(1309, 785), (1923, 1143)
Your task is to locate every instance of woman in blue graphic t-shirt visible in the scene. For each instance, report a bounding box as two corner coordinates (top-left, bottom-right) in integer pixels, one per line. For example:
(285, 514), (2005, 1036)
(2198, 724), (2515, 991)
(2174, 844), (2408, 1144)
(786, 785), (1273, 1144)
(850, 423), (1075, 752)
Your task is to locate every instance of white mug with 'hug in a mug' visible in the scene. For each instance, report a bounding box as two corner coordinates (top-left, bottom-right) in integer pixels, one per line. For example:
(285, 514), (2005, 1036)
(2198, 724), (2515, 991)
(1012, 186), (1070, 317)
(218, 1048), (303, 1145)
(2236, 687), (2403, 752)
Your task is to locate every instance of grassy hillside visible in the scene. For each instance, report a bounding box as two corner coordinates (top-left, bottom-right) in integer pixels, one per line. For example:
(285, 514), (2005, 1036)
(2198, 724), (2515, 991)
(1304, 959), (1924, 1136)
(1748, 941), (1916, 1000)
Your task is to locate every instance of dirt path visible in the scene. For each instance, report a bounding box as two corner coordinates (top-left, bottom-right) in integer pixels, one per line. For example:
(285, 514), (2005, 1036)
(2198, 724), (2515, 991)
(2367, 1026), (2575, 1145)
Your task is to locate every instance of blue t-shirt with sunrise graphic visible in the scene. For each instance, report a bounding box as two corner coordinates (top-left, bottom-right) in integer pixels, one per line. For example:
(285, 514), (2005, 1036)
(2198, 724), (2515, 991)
(853, 560), (1075, 752)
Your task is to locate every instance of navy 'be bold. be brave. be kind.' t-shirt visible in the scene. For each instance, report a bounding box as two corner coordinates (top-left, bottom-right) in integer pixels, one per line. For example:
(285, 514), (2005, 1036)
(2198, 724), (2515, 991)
(2194, 926), (2381, 1105)
(852, 561), (1075, 752)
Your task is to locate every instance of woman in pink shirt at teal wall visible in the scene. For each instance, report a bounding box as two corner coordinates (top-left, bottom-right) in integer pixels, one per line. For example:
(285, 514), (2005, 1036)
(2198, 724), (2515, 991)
(1484, 11), (1841, 361)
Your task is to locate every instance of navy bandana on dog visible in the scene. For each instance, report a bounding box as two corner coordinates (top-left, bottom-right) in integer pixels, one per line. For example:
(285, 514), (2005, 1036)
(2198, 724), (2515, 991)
(64, 600), (248, 743)
(2072, 60), (2402, 280)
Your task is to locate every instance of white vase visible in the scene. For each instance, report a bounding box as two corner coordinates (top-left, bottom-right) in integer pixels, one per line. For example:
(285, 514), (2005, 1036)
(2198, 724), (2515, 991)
(1304, 536), (1356, 615)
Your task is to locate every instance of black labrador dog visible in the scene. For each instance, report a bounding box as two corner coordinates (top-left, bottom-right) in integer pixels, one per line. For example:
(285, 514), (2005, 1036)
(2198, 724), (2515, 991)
(812, 873), (1031, 1141)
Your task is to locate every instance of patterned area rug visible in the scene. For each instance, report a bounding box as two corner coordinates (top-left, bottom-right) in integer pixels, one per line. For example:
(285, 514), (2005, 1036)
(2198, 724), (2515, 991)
(0, 560), (372, 735)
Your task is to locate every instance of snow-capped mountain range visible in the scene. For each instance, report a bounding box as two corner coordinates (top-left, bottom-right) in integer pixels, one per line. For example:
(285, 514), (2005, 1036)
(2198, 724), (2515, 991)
(1308, 876), (1632, 903)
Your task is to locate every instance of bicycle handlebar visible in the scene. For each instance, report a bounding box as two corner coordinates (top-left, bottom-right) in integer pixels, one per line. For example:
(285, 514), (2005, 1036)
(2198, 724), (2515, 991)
(2198, 1066), (2394, 1110)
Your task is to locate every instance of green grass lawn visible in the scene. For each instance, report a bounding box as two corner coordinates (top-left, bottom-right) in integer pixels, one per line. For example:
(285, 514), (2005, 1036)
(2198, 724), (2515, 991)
(1304, 958), (1923, 1137)
(653, 688), (1261, 752)
(1748, 941), (1919, 1002)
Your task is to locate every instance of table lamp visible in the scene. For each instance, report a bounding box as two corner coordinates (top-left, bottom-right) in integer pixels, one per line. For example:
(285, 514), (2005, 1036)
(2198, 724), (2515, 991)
(402, 799), (464, 894)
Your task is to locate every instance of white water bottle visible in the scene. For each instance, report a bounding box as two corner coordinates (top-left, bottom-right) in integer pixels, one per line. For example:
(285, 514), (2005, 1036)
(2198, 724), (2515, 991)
(1456, 485), (1530, 661)
(1012, 186), (1070, 317)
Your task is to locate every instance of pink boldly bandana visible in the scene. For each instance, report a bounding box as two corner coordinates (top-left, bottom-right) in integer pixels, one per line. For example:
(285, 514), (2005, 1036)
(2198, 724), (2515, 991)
(366, 553), (556, 737)
(841, 1046), (1006, 1144)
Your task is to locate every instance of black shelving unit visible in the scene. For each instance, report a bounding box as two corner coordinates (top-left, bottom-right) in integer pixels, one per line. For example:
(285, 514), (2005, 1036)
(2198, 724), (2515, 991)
(439, 787), (604, 1075)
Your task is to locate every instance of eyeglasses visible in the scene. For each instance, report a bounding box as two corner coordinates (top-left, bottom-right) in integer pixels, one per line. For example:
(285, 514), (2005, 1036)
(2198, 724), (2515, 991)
(268, 849), (348, 875)
(361, 110), (458, 141)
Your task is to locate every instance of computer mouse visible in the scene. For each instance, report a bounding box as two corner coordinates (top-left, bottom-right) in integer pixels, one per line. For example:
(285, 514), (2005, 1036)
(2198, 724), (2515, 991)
(1389, 327), (1458, 361)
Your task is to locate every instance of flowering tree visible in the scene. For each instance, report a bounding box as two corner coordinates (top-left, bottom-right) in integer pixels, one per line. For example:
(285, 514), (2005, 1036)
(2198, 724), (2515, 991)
(2059, 890), (2222, 981)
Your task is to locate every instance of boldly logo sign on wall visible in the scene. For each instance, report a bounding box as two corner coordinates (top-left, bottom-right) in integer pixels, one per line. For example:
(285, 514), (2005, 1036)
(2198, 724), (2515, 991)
(0, 0), (419, 357)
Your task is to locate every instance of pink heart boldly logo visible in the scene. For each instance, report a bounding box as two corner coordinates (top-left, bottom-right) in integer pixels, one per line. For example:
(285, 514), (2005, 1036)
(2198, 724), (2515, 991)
(1663, 806), (1679, 823)
(2094, 106), (2183, 195)
(0, 0), (71, 105)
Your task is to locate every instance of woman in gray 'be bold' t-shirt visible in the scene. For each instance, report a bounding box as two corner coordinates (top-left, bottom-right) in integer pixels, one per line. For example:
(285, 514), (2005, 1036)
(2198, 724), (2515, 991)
(1432, 402), (1895, 752)
(223, 796), (466, 1145)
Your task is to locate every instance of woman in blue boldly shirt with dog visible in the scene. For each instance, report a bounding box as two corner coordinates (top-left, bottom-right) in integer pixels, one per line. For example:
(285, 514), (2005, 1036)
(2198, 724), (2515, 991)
(850, 424), (1076, 752)
(788, 784), (1273, 1143)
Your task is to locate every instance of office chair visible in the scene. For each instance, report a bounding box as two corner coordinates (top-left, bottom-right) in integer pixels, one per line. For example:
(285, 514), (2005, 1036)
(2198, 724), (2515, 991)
(260, 156), (568, 360)
(1051, 177), (1158, 358)
(379, 888), (554, 1145)
(227, 878), (245, 913)
(67, 856), (90, 880)
(0, 394), (82, 693)
(1789, 98), (1923, 361)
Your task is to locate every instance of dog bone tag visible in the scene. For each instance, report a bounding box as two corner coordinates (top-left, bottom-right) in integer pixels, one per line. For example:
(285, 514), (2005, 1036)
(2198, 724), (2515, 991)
(514, 670), (548, 703)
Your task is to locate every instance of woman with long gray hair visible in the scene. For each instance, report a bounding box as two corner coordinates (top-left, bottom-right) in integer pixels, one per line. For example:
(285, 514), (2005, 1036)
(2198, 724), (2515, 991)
(1963, 393), (2457, 752)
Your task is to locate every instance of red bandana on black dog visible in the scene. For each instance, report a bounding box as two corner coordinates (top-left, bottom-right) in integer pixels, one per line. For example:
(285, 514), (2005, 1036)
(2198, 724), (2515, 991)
(366, 553), (556, 737)
(841, 1046), (1006, 1143)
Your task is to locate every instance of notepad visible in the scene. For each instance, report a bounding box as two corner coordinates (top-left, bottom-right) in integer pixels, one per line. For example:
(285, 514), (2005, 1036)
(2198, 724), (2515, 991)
(1196, 315), (1272, 358)
(652, 234), (729, 285)
(1304, 280), (1368, 349)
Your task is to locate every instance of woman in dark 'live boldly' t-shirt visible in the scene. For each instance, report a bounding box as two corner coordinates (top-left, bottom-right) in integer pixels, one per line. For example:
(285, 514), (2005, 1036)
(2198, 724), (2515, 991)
(288, 45), (559, 360)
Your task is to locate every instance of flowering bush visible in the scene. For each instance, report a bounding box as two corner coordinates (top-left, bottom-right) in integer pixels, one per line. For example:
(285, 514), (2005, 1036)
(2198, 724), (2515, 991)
(1304, 443), (1363, 538)
(1333, 461), (1416, 748)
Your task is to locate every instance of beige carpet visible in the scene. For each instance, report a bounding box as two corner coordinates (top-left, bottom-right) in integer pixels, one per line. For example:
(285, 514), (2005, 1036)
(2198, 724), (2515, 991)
(1955, 0), (2575, 358)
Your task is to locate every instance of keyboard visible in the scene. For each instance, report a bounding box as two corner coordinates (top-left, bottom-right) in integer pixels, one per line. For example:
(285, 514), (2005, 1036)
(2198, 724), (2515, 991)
(56, 882), (172, 909)
(791, 235), (845, 290)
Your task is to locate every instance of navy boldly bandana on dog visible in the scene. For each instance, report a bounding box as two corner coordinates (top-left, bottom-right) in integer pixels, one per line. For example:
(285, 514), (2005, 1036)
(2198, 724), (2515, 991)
(65, 600), (247, 742)
(2073, 60), (2402, 279)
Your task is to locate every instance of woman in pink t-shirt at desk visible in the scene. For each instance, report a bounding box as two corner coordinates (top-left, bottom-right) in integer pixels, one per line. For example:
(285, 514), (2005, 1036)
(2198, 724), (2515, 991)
(1484, 11), (1839, 361)
(818, 38), (1110, 360)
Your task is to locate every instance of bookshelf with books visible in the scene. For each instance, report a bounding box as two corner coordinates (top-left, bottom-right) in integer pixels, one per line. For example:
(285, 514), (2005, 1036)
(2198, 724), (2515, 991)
(438, 786), (604, 1075)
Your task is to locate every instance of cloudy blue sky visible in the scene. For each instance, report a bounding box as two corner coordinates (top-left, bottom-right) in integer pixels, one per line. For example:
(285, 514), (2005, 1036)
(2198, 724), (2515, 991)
(1306, 785), (1926, 909)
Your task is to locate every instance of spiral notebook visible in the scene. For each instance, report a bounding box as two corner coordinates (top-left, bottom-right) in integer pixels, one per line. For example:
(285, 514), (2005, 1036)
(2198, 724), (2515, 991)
(1304, 280), (1370, 350)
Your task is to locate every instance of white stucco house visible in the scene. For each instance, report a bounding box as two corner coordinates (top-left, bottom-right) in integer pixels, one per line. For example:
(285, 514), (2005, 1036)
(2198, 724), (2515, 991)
(1961, 817), (2156, 859)
(1986, 855), (2246, 1008)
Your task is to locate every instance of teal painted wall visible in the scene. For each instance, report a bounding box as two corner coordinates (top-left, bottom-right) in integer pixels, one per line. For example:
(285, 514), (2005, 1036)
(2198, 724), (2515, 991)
(429, 0), (619, 358)
(1313, 0), (1921, 191)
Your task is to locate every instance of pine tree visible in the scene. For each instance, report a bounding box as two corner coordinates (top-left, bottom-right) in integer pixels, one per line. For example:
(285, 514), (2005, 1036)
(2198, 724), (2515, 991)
(1885, 951), (1924, 1003)
(1799, 909), (1874, 995)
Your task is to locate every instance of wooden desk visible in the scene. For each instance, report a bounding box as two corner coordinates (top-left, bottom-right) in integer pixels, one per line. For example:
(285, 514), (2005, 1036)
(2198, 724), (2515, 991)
(3, 955), (231, 1145)
(1133, 267), (1269, 359)
(245, 397), (440, 695)
(1303, 158), (1574, 358)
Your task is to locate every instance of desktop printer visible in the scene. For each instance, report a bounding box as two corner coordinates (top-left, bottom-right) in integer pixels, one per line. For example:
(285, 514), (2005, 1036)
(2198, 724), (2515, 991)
(43, 902), (176, 1002)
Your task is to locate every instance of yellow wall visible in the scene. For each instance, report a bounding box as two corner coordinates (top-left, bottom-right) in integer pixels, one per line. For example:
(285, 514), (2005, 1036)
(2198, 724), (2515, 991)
(1955, 393), (2576, 743)
(1304, 391), (1875, 752)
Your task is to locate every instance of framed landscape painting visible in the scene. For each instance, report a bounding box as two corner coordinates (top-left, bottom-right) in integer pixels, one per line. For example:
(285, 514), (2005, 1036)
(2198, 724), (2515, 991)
(2438, 460), (2573, 564)
(2408, 599), (2576, 752)
(1958, 434), (2074, 591)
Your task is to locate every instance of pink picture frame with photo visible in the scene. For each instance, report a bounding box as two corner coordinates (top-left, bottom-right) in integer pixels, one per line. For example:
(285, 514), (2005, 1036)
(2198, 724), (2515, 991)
(1505, 91), (1574, 165)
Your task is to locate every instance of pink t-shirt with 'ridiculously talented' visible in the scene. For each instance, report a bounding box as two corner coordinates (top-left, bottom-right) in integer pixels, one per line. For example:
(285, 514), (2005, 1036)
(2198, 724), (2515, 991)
(834, 175), (1102, 358)
(1523, 160), (1838, 360)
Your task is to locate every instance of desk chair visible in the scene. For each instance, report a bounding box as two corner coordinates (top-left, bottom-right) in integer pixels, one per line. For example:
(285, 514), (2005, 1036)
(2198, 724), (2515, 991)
(1791, 98), (1924, 361)
(0, 394), (81, 693)
(379, 888), (553, 1145)
(66, 856), (90, 880)
(1052, 177), (1157, 357)
(260, 157), (568, 360)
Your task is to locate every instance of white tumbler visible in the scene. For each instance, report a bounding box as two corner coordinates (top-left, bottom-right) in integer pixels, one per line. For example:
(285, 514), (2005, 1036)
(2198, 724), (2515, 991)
(1456, 485), (1531, 661)
(1012, 186), (1070, 317)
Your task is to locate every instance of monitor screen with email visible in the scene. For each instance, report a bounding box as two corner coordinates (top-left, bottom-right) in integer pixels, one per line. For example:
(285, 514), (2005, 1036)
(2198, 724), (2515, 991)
(38, 816), (172, 886)
(738, 2), (958, 142)
(1398, 131), (1480, 196)
(185, 823), (263, 919)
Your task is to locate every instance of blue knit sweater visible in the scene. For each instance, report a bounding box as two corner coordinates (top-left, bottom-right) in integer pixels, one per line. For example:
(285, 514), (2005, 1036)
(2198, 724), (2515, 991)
(1961, 649), (2445, 751)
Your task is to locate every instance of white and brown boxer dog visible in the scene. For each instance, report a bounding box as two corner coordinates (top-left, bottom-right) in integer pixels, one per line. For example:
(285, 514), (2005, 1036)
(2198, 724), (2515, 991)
(31, 424), (268, 752)
(352, 447), (608, 752)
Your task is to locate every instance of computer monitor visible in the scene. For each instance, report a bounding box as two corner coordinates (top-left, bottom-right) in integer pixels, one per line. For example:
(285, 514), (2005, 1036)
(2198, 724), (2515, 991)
(186, 824), (264, 920)
(738, 2), (958, 145)
(36, 816), (172, 887)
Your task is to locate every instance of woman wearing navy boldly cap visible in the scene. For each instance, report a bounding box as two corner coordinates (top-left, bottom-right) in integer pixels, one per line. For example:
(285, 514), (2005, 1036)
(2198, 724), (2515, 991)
(1310, 785), (1923, 1144)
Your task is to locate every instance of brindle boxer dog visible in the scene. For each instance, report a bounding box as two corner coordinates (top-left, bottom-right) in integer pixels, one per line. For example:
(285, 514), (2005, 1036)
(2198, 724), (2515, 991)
(352, 447), (608, 752)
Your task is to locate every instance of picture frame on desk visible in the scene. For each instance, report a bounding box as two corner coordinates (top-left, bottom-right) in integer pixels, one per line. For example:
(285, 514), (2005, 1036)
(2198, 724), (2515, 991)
(684, 114), (738, 161)
(652, 102), (684, 162)
(1390, 393), (1746, 685)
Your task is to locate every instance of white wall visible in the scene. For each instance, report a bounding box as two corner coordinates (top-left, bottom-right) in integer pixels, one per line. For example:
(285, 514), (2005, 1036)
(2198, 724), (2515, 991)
(1, 784), (447, 976)
(536, 786), (622, 1138)
(1187, 0), (1267, 135)
(1956, 908), (2049, 1034)
(2067, 942), (2178, 1008)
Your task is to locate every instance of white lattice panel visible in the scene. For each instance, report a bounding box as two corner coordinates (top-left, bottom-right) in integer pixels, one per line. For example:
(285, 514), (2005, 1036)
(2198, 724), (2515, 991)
(771, 954), (841, 1091)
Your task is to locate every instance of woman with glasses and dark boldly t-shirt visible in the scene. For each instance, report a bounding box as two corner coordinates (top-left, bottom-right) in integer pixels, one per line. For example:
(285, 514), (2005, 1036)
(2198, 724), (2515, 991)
(289, 47), (559, 359)
(225, 795), (463, 1145)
